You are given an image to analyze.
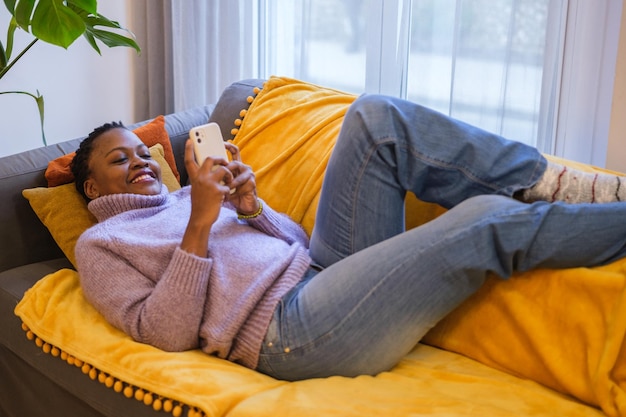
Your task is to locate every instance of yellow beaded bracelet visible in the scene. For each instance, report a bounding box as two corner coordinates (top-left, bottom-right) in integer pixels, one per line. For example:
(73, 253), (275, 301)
(237, 199), (263, 220)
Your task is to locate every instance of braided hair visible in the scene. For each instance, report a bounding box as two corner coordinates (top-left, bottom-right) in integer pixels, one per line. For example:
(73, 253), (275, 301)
(71, 121), (127, 202)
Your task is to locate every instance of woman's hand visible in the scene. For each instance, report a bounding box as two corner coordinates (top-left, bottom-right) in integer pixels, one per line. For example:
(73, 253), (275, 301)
(181, 139), (233, 256)
(223, 142), (260, 216)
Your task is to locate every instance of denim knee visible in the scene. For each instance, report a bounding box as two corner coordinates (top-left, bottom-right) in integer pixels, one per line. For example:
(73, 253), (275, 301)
(347, 94), (404, 124)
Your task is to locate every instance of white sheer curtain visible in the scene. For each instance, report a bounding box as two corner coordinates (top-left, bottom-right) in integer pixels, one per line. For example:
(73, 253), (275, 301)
(170, 1), (247, 111)
(259, 0), (561, 149)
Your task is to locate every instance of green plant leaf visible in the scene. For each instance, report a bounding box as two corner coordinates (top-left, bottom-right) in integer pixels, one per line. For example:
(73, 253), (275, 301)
(85, 14), (123, 29)
(14, 0), (34, 30)
(81, 30), (100, 54)
(34, 89), (46, 145)
(0, 40), (6, 69)
(84, 12), (120, 26)
(31, 0), (85, 48)
(5, 17), (17, 59)
(88, 28), (140, 52)
(0, 89), (46, 145)
(3, 0), (16, 13)
(83, 14), (140, 53)
(67, 0), (96, 15)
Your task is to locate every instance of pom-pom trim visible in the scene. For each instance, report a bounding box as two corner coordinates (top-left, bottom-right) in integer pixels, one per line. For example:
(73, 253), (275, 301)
(20, 321), (206, 417)
(230, 85), (263, 139)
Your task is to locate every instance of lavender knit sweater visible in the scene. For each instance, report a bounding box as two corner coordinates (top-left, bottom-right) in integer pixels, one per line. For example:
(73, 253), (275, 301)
(75, 186), (311, 369)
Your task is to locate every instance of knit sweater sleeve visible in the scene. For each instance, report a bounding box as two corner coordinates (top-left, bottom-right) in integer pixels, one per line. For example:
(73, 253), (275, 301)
(76, 233), (212, 352)
(240, 199), (310, 248)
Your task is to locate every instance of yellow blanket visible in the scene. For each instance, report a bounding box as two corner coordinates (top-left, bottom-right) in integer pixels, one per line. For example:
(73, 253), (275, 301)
(16, 269), (603, 417)
(13, 75), (625, 416)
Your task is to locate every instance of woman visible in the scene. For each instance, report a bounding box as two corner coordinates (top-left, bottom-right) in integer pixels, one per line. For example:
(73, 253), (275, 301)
(73, 94), (626, 381)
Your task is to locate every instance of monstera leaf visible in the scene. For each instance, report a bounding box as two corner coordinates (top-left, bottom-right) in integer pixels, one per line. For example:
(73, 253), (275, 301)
(0, 0), (140, 144)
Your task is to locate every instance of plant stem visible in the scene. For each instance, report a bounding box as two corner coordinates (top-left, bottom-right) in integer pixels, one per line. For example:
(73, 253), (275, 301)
(0, 38), (39, 80)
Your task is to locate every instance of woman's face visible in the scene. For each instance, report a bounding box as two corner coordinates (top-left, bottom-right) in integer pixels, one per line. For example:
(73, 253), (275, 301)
(83, 128), (163, 200)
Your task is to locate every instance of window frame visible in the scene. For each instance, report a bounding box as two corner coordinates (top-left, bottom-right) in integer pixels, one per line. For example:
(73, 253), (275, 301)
(553, 0), (622, 167)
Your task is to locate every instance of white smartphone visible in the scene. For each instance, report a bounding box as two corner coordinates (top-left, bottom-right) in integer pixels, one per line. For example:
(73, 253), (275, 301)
(190, 122), (228, 163)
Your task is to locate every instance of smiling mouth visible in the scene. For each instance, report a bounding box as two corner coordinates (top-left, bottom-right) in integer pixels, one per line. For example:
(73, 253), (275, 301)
(130, 174), (155, 184)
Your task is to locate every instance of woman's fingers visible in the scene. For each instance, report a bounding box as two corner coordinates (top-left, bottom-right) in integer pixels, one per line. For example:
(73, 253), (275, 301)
(184, 139), (199, 177)
(225, 142), (242, 162)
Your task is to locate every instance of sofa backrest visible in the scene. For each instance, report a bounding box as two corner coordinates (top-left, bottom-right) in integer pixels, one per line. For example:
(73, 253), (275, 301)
(207, 79), (266, 141)
(0, 105), (214, 273)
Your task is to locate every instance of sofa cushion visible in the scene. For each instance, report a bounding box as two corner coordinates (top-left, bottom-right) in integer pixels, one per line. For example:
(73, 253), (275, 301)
(22, 145), (181, 267)
(0, 258), (73, 300)
(0, 258), (73, 353)
(0, 260), (159, 417)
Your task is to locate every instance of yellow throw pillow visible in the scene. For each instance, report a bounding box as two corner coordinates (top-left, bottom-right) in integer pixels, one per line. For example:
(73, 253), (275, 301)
(22, 144), (181, 267)
(232, 76), (357, 234)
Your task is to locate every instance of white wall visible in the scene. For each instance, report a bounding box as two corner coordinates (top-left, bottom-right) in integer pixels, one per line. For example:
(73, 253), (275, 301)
(0, 1), (135, 157)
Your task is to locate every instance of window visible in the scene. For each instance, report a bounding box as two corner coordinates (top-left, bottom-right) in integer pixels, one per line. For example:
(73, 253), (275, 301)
(244, 0), (622, 166)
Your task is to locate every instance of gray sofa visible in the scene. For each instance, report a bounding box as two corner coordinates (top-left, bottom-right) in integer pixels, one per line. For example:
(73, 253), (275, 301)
(0, 79), (264, 417)
(3, 76), (614, 417)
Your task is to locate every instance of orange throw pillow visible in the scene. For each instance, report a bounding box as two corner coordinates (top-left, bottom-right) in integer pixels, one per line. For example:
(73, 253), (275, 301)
(45, 115), (180, 186)
(45, 153), (75, 187)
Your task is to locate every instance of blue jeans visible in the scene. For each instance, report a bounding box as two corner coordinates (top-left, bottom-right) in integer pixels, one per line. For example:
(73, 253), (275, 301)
(256, 94), (626, 380)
